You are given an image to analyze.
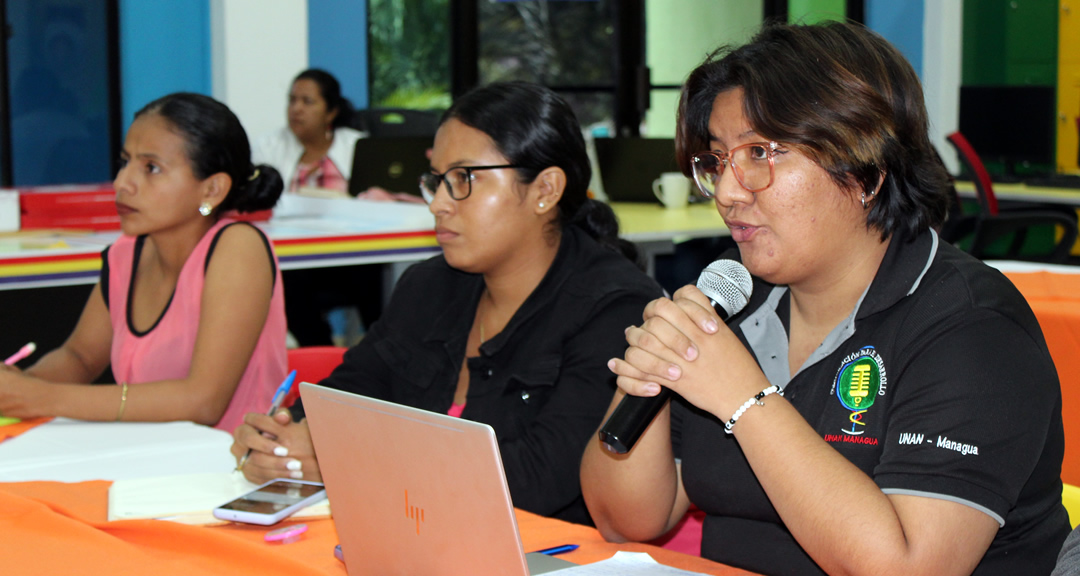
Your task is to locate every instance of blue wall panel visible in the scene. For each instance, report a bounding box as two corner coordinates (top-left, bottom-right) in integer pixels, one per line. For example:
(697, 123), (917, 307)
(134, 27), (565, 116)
(119, 0), (211, 132)
(866, 0), (924, 78)
(308, 0), (369, 109)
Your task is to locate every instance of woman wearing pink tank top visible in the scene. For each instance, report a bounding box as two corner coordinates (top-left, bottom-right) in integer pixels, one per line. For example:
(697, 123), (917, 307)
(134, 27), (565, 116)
(0, 93), (287, 433)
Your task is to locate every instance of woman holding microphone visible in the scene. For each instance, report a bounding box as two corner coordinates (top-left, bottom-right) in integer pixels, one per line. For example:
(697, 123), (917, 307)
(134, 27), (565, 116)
(581, 21), (1069, 575)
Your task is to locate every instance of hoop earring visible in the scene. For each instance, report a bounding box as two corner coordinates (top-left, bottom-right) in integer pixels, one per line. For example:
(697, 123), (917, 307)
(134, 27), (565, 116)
(861, 189), (877, 210)
(199, 202), (213, 217)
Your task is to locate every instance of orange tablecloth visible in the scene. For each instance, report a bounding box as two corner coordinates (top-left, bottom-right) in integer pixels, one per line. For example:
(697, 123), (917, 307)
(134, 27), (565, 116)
(0, 481), (757, 576)
(1004, 271), (1080, 485)
(0, 416), (51, 442)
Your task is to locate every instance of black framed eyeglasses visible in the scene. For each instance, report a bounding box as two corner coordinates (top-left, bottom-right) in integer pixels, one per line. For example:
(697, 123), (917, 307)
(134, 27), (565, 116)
(419, 164), (521, 202)
(690, 141), (782, 196)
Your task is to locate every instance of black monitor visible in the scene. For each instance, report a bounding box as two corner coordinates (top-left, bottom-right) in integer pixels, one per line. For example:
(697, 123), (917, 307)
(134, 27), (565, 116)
(593, 138), (680, 203)
(958, 85), (1056, 176)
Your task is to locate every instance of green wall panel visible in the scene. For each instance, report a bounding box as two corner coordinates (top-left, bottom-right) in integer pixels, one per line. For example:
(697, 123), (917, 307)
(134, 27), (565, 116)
(962, 0), (1058, 86)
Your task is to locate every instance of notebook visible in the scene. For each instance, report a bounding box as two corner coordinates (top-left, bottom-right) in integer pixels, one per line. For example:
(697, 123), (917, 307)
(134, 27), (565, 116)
(592, 138), (681, 203)
(348, 136), (433, 198)
(301, 382), (575, 575)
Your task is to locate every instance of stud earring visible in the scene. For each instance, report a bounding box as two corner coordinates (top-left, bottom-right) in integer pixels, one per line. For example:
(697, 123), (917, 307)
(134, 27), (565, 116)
(199, 202), (213, 217)
(538, 202), (545, 209)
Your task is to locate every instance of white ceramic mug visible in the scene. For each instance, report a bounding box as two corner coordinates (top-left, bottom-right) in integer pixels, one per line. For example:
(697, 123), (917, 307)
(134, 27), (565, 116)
(652, 172), (690, 209)
(0, 189), (18, 232)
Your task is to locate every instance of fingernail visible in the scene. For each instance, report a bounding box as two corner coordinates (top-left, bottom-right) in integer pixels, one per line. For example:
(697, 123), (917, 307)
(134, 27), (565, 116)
(274, 446), (289, 457)
(607, 359), (617, 372)
(667, 364), (681, 379)
(705, 320), (719, 333)
(686, 346), (698, 361)
(644, 383), (661, 395)
(286, 459), (303, 471)
(624, 326), (632, 335)
(290, 471), (304, 479)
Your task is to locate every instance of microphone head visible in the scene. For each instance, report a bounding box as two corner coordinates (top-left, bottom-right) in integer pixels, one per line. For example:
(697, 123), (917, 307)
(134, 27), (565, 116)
(696, 260), (752, 318)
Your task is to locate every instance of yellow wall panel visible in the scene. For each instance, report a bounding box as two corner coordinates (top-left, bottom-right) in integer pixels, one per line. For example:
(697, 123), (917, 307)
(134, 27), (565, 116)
(1060, 1), (1080, 173)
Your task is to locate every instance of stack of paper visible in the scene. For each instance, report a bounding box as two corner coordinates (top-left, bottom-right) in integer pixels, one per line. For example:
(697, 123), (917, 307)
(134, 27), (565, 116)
(107, 471), (331, 525)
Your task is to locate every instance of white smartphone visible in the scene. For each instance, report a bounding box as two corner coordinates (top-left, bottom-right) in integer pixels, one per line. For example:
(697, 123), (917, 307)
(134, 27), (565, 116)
(212, 479), (327, 525)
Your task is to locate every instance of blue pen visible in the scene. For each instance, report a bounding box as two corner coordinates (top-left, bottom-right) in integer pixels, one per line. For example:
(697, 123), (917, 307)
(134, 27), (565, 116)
(266, 370), (299, 416)
(533, 544), (578, 556)
(236, 370), (298, 471)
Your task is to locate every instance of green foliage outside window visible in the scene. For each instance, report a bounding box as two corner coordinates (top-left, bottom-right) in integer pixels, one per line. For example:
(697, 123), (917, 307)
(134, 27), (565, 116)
(369, 0), (452, 110)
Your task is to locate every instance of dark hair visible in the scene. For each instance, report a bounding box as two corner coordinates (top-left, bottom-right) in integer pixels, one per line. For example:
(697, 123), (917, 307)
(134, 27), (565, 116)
(442, 81), (639, 264)
(294, 69), (355, 130)
(136, 93), (283, 214)
(675, 21), (948, 240)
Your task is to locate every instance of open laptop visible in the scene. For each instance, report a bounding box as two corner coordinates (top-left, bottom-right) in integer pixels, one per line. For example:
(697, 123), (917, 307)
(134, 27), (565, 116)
(300, 382), (575, 575)
(592, 137), (681, 203)
(348, 136), (433, 198)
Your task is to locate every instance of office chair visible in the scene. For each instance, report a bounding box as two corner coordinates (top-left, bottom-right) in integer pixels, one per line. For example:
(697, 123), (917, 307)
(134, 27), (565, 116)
(943, 132), (1078, 263)
(352, 108), (441, 138)
(282, 346), (347, 407)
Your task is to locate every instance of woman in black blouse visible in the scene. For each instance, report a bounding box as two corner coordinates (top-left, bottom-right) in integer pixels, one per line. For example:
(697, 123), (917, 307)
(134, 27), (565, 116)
(231, 82), (662, 525)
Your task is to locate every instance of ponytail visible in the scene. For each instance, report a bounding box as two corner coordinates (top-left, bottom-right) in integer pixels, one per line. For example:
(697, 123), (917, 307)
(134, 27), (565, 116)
(570, 199), (641, 268)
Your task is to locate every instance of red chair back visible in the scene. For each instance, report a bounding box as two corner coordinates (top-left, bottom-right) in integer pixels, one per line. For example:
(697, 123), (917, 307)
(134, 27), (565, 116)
(946, 132), (999, 216)
(283, 346), (347, 407)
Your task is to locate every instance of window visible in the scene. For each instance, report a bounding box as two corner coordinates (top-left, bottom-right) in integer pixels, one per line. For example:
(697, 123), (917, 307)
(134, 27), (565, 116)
(2, 0), (119, 186)
(477, 0), (619, 131)
(367, 0), (452, 110)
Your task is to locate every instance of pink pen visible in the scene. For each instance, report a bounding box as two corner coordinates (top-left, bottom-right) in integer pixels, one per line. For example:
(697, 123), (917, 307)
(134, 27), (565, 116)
(4, 342), (36, 366)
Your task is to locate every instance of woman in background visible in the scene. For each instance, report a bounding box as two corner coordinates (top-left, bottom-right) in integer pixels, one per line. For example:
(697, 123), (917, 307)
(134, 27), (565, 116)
(232, 82), (664, 525)
(253, 68), (361, 193)
(254, 68), (384, 347)
(0, 93), (287, 433)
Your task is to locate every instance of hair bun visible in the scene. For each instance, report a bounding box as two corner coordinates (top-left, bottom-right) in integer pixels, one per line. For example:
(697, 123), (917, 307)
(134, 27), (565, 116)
(572, 199), (642, 268)
(232, 164), (284, 213)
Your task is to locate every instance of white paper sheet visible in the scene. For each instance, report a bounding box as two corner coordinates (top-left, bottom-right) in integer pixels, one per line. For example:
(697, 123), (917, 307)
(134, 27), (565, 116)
(0, 418), (236, 482)
(107, 471), (331, 525)
(554, 551), (712, 575)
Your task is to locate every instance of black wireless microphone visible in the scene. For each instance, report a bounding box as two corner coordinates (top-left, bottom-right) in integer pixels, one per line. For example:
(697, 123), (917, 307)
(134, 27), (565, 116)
(598, 260), (752, 454)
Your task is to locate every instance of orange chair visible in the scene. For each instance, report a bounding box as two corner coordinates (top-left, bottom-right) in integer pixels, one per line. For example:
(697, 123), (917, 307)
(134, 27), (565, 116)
(283, 346), (347, 407)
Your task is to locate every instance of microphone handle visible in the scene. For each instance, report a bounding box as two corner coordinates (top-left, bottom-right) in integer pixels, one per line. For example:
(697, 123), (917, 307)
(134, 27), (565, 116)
(598, 387), (672, 454)
(598, 299), (730, 454)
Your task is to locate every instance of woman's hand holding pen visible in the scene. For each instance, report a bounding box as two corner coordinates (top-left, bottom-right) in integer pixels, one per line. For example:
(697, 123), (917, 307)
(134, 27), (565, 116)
(0, 370), (48, 419)
(231, 410), (322, 485)
(0, 362), (21, 374)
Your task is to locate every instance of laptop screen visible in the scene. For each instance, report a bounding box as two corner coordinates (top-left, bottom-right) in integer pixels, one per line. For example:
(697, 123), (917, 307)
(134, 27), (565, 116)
(348, 136), (433, 198)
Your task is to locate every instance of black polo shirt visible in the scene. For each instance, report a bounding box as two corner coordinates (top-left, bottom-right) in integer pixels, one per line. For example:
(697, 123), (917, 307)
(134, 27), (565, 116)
(672, 228), (1070, 575)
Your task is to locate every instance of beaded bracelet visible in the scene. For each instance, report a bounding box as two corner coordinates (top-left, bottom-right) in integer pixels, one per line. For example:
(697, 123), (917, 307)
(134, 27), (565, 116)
(116, 382), (128, 422)
(724, 384), (782, 434)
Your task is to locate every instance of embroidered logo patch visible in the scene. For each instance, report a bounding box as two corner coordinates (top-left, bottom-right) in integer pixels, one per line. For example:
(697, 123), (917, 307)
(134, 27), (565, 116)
(832, 346), (887, 436)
